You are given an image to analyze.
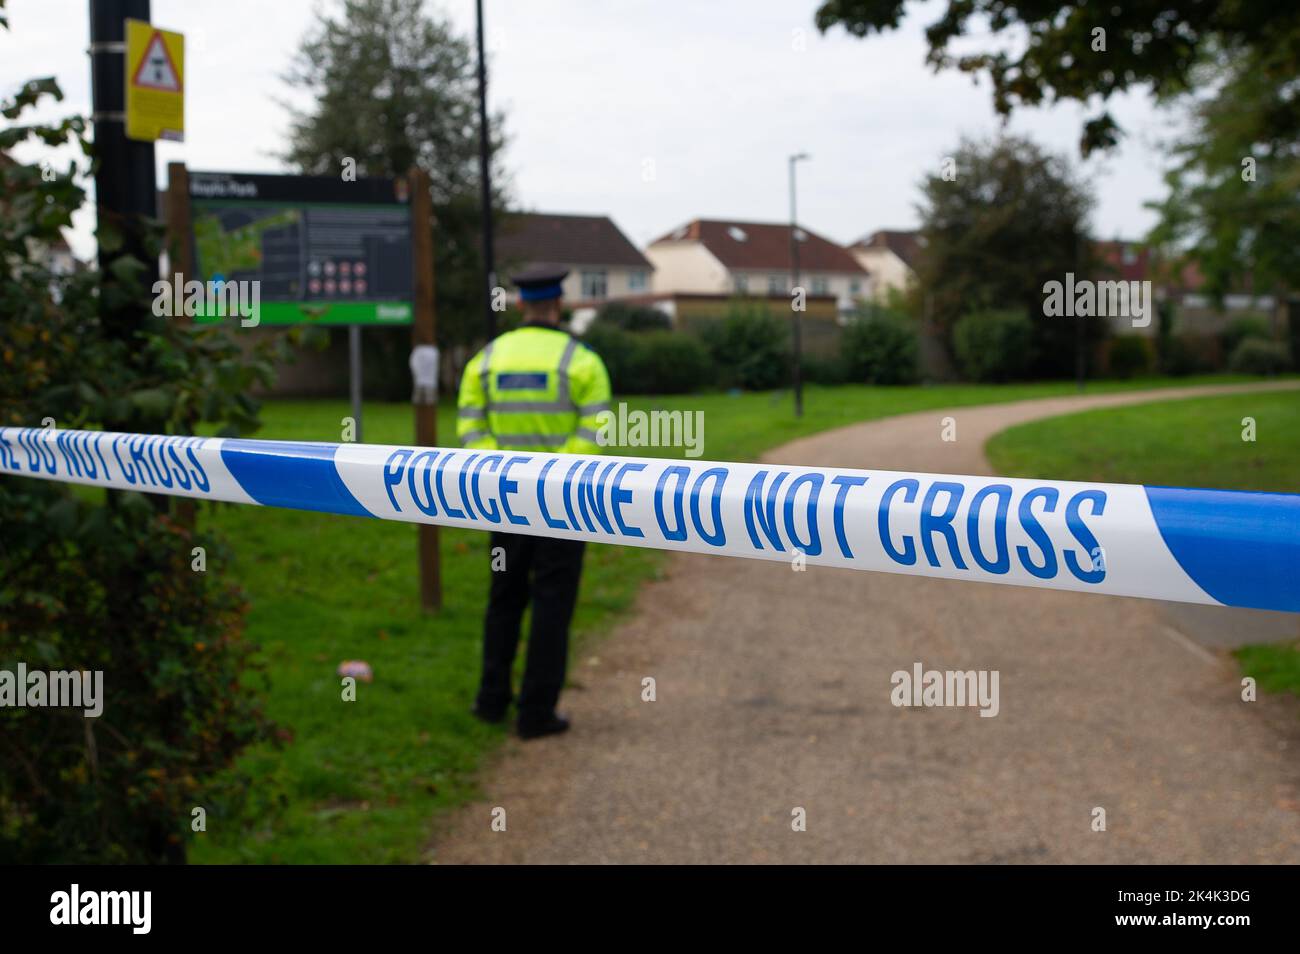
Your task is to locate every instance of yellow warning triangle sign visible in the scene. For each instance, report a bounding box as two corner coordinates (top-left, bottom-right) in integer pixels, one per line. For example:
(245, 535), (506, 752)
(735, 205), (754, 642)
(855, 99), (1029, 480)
(132, 31), (181, 92)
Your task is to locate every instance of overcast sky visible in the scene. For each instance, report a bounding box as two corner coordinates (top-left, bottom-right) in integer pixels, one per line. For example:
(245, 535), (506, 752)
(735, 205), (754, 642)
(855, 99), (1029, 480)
(2, 0), (1182, 261)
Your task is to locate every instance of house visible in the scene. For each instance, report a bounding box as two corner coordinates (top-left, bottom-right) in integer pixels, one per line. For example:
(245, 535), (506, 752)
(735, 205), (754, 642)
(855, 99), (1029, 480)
(495, 212), (653, 311)
(846, 230), (924, 302)
(1091, 239), (1277, 337)
(1089, 239), (1159, 336)
(645, 218), (869, 313)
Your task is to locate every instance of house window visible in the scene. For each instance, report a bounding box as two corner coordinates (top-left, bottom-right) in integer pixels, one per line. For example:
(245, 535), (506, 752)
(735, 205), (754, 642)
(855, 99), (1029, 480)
(768, 275), (785, 295)
(1121, 245), (1137, 266)
(581, 269), (608, 299)
(734, 273), (748, 294)
(811, 276), (829, 295)
(628, 270), (648, 292)
(849, 280), (861, 296)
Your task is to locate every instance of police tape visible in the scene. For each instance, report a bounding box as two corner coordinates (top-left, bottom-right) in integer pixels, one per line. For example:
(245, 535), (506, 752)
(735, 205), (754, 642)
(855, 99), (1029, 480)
(1, 426), (1296, 613)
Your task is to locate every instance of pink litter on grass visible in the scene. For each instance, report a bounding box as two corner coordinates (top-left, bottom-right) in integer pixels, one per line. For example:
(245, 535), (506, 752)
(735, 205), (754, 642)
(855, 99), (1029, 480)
(337, 660), (373, 682)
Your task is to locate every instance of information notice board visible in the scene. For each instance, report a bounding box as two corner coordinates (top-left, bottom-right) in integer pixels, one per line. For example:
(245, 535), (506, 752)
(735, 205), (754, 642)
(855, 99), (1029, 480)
(188, 171), (414, 325)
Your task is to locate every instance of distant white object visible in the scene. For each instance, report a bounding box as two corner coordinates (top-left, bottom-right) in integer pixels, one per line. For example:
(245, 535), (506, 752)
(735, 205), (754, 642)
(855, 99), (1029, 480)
(569, 307), (598, 334)
(410, 345), (439, 405)
(727, 226), (748, 242)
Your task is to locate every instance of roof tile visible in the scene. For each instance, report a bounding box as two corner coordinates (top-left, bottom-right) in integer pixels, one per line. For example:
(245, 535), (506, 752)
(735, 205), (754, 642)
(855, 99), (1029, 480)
(496, 212), (651, 270)
(651, 218), (866, 274)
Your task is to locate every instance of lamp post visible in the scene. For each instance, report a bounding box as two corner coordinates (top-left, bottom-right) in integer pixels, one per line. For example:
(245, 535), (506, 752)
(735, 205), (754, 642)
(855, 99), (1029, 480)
(475, 0), (496, 340)
(788, 152), (809, 418)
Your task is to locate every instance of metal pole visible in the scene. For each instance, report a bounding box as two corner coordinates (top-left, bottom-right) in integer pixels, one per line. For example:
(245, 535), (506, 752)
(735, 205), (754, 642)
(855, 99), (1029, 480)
(91, 0), (161, 522)
(349, 324), (363, 442)
(475, 0), (497, 340)
(1075, 235), (1086, 392)
(90, 0), (156, 342)
(789, 154), (806, 418)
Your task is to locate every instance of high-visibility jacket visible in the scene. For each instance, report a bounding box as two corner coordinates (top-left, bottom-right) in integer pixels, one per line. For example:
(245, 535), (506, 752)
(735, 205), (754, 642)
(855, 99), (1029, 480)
(457, 325), (612, 455)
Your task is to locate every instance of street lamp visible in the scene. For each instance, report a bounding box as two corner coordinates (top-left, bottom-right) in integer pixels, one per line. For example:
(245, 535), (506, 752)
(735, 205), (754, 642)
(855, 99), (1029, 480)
(476, 0), (496, 340)
(789, 152), (810, 418)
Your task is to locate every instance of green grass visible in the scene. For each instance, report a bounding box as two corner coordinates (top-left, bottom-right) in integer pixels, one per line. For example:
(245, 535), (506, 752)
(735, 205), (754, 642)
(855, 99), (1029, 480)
(985, 388), (1300, 703)
(190, 373), (1281, 863)
(986, 389), (1300, 493)
(1235, 643), (1300, 700)
(612, 374), (1269, 464)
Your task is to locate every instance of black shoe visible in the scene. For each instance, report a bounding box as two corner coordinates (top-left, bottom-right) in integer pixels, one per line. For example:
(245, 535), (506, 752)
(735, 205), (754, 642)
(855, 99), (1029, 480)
(471, 702), (508, 724)
(517, 713), (570, 740)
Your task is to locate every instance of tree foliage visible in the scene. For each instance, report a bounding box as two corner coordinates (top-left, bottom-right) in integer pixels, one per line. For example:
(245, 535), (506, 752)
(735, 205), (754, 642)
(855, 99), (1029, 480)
(699, 300), (791, 391)
(841, 308), (919, 385)
(915, 135), (1101, 375)
(816, 1), (1300, 347)
(1148, 45), (1300, 301)
(281, 0), (510, 389)
(952, 309), (1035, 382)
(814, 0), (1300, 155)
(1, 58), (280, 861)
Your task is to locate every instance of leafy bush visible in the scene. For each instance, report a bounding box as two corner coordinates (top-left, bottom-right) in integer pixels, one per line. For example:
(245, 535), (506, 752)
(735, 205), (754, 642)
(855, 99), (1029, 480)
(581, 326), (711, 393)
(1162, 333), (1224, 375)
(801, 354), (850, 385)
(841, 312), (919, 384)
(700, 300), (790, 390)
(630, 332), (712, 393)
(1228, 338), (1292, 375)
(581, 324), (638, 389)
(594, 301), (671, 332)
(1106, 334), (1154, 378)
(1, 498), (269, 863)
(1, 74), (280, 862)
(952, 309), (1035, 382)
(1153, 298), (1177, 372)
(1220, 314), (1271, 356)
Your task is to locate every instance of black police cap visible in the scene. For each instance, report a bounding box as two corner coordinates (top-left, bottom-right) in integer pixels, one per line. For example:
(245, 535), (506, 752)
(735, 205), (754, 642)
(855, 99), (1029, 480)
(511, 265), (569, 302)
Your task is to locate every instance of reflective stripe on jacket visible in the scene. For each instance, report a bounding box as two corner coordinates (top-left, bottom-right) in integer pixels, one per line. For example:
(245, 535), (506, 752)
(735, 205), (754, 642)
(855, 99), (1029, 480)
(457, 325), (612, 455)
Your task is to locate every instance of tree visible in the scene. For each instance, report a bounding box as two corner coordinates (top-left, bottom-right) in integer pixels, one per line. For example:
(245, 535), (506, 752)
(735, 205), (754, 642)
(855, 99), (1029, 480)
(1147, 45), (1300, 314)
(281, 0), (510, 396)
(915, 135), (1101, 376)
(1, 59), (281, 859)
(814, 0), (1300, 155)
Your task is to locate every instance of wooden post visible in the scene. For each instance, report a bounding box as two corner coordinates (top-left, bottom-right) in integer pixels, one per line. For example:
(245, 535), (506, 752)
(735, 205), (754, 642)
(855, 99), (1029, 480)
(410, 166), (443, 612)
(165, 161), (197, 530)
(165, 161), (193, 275)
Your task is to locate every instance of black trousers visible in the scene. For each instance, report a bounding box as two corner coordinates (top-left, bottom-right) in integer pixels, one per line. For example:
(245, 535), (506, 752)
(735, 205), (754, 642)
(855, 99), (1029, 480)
(476, 531), (586, 721)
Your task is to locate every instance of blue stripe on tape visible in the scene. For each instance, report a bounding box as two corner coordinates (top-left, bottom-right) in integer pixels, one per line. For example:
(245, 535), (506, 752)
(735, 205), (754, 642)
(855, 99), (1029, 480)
(1145, 486), (1300, 612)
(219, 440), (374, 518)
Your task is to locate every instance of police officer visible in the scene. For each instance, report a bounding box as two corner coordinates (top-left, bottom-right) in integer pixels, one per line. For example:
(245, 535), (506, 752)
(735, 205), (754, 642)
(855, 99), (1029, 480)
(457, 266), (612, 739)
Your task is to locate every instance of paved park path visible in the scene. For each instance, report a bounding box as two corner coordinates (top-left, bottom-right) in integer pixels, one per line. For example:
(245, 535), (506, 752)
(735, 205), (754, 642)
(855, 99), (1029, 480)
(428, 381), (1300, 863)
